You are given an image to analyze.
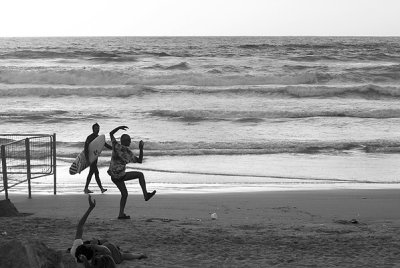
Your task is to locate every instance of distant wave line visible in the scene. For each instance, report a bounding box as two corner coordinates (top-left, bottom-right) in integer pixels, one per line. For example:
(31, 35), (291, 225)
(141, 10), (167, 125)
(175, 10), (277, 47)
(128, 167), (392, 184)
(2, 83), (400, 99)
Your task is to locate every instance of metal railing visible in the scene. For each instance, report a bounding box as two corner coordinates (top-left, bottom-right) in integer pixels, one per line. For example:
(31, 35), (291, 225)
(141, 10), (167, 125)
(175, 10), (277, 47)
(0, 134), (56, 199)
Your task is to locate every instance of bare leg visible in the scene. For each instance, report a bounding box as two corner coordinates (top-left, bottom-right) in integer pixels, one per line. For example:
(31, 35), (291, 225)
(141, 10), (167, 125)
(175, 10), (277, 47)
(84, 163), (95, 193)
(92, 161), (106, 193)
(112, 172), (156, 218)
(123, 171), (156, 201)
(122, 252), (147, 260)
(113, 180), (129, 218)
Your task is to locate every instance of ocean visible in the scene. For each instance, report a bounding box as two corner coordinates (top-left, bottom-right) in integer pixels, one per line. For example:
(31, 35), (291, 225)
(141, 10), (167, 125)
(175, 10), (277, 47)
(1, 36), (400, 195)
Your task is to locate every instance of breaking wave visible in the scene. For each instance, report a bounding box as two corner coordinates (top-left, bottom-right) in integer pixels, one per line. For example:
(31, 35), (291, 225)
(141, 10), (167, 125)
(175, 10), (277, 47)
(1, 83), (399, 100)
(0, 110), (115, 123)
(149, 107), (400, 122)
(54, 139), (400, 159)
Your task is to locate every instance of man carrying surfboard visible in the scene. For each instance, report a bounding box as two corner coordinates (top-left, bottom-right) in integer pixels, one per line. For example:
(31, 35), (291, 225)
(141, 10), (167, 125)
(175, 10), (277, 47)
(84, 123), (112, 194)
(107, 125), (156, 219)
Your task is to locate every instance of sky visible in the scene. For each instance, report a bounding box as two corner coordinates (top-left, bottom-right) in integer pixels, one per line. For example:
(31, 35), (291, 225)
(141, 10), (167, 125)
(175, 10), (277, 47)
(1, 0), (399, 37)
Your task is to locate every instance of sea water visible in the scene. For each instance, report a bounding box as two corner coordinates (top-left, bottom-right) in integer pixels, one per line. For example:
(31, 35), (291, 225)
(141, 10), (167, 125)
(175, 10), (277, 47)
(1, 36), (400, 194)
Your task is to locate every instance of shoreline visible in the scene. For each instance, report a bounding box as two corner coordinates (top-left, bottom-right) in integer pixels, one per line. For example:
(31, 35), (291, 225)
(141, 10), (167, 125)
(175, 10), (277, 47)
(5, 178), (400, 196)
(4, 161), (400, 196)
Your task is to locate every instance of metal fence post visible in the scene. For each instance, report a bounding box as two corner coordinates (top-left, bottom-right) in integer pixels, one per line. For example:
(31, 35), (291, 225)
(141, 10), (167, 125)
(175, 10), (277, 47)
(25, 138), (32, 199)
(52, 133), (57, 195)
(1, 145), (8, 200)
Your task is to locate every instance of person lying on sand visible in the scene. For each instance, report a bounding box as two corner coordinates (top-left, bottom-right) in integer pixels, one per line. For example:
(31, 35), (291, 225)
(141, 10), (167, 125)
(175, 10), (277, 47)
(107, 125), (156, 219)
(70, 195), (147, 267)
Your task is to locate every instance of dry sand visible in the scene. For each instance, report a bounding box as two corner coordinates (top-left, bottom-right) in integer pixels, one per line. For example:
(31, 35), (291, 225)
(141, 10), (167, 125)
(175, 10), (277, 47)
(1, 189), (400, 267)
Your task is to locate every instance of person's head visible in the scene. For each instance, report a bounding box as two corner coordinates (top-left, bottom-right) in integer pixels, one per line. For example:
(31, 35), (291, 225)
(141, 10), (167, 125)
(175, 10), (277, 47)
(83, 238), (101, 245)
(92, 255), (117, 268)
(90, 238), (101, 245)
(75, 244), (94, 263)
(92, 123), (100, 134)
(120, 134), (131, 146)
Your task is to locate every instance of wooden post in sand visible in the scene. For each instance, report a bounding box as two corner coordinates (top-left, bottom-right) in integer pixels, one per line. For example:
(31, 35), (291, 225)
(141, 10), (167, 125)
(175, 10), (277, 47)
(25, 138), (32, 199)
(1, 145), (8, 200)
(52, 133), (57, 195)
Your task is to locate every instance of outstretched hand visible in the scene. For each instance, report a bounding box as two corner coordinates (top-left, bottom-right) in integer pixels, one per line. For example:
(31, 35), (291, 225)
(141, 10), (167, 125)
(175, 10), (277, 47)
(139, 140), (144, 150)
(119, 126), (128, 131)
(88, 195), (96, 209)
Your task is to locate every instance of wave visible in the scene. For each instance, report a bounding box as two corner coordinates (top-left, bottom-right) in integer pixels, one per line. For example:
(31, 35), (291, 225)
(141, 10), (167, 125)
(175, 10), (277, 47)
(0, 68), (130, 85)
(0, 49), (155, 62)
(53, 140), (400, 159)
(0, 84), (159, 97)
(1, 83), (400, 100)
(264, 84), (400, 99)
(0, 49), (128, 60)
(2, 37), (400, 61)
(88, 56), (138, 63)
(236, 39), (400, 62)
(0, 67), (335, 87)
(238, 41), (397, 50)
(202, 84), (400, 99)
(144, 62), (190, 71)
(0, 48), (187, 61)
(0, 110), (115, 123)
(149, 107), (400, 122)
(343, 64), (400, 83)
(142, 51), (171, 57)
(4, 138), (400, 160)
(154, 84), (400, 100)
(0, 68), (322, 87)
(2, 65), (399, 88)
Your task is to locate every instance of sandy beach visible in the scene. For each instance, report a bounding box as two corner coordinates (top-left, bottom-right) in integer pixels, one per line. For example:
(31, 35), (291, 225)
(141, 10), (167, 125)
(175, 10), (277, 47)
(1, 189), (400, 267)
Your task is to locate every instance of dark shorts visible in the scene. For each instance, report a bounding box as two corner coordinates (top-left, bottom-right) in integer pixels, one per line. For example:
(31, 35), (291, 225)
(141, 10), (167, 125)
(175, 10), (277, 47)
(107, 169), (125, 184)
(103, 242), (123, 264)
(110, 175), (125, 184)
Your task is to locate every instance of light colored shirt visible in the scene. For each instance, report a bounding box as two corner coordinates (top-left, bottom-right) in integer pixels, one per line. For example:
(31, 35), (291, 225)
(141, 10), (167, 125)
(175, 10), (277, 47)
(70, 239), (84, 259)
(107, 136), (137, 179)
(70, 239), (84, 267)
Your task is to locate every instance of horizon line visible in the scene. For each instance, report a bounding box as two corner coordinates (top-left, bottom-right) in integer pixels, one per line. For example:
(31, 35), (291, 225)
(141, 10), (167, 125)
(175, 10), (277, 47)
(1, 35), (400, 38)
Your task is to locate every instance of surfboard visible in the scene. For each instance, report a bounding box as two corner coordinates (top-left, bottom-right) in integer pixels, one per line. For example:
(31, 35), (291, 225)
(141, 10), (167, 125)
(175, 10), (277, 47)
(69, 134), (106, 175)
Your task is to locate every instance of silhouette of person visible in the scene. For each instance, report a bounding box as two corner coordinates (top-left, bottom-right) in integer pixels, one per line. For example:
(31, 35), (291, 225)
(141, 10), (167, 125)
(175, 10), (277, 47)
(70, 195), (147, 267)
(84, 123), (112, 194)
(107, 125), (156, 219)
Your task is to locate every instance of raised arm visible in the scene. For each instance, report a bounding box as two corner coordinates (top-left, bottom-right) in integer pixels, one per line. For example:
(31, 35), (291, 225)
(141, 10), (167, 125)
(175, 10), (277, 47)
(109, 126), (128, 140)
(75, 195), (96, 240)
(104, 142), (112, 150)
(135, 140), (144, 163)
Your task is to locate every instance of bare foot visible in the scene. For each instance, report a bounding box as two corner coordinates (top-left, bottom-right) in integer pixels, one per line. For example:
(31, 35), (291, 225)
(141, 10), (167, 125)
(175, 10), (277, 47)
(117, 214), (131, 220)
(84, 188), (93, 194)
(145, 190), (156, 201)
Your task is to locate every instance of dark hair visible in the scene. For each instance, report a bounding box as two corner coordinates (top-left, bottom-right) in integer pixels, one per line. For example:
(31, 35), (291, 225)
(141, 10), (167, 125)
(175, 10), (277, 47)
(120, 134), (131, 145)
(84, 239), (101, 245)
(75, 244), (94, 263)
(92, 123), (100, 131)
